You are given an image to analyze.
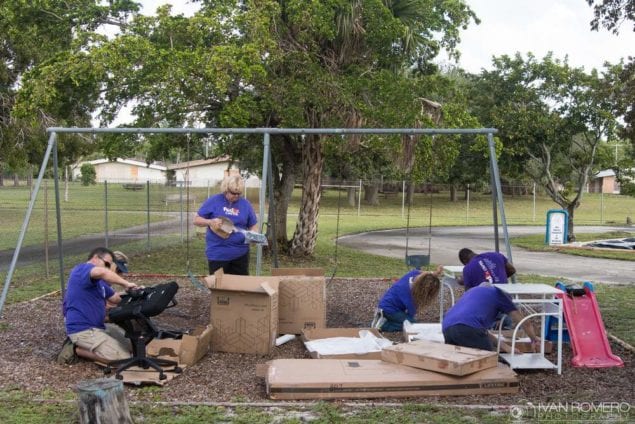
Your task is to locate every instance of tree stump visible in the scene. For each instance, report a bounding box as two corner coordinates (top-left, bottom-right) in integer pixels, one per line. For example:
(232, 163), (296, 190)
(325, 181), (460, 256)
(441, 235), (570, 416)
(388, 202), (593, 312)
(76, 378), (133, 424)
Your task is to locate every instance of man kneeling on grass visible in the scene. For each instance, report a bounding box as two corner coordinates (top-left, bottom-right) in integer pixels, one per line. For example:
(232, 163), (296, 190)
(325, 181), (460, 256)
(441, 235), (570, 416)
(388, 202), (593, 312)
(60, 247), (139, 364)
(442, 285), (541, 353)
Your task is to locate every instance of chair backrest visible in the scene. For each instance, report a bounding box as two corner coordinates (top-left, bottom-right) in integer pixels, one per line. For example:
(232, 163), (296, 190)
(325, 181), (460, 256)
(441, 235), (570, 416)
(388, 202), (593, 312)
(109, 281), (179, 323)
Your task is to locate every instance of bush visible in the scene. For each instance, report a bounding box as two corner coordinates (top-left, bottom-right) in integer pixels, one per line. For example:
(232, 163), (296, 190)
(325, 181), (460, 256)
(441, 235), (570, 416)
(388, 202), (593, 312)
(79, 163), (97, 186)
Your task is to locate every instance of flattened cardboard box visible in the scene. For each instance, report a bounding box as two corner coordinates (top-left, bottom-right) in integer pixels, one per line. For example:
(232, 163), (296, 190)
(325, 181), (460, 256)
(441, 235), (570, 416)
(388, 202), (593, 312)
(271, 268), (326, 334)
(381, 339), (498, 376)
(302, 328), (387, 360)
(262, 359), (518, 400)
(147, 325), (213, 366)
(205, 269), (279, 355)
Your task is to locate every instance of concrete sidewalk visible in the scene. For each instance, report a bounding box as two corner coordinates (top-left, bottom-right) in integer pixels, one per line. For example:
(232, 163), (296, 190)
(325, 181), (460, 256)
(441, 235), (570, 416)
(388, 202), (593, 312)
(338, 225), (634, 285)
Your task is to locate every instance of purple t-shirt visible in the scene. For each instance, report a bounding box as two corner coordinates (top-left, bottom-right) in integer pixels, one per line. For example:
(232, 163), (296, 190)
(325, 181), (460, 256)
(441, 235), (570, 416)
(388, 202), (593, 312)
(378, 269), (420, 318)
(462, 251), (510, 290)
(197, 193), (258, 261)
(442, 286), (516, 331)
(63, 263), (115, 335)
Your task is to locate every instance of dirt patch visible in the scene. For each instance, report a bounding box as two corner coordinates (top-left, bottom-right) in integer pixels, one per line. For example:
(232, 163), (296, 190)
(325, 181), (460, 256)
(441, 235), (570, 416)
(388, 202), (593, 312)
(0, 276), (632, 405)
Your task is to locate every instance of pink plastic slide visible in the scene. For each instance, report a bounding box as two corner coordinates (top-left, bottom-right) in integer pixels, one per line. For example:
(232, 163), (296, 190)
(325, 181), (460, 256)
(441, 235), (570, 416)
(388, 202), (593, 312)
(557, 284), (624, 368)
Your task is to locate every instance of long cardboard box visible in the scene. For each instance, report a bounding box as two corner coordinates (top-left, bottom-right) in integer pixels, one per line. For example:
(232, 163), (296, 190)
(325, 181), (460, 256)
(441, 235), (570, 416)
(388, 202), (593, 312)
(301, 328), (389, 360)
(381, 340), (498, 376)
(262, 359), (518, 400)
(147, 325), (213, 366)
(271, 268), (326, 334)
(205, 270), (279, 355)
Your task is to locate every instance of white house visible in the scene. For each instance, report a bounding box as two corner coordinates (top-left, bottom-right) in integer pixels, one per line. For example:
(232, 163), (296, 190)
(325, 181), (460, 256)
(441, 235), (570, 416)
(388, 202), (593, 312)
(167, 156), (241, 188)
(72, 158), (167, 184)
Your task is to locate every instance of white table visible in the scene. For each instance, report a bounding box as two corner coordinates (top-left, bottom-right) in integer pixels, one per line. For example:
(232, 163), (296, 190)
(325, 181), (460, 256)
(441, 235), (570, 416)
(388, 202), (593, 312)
(493, 283), (564, 374)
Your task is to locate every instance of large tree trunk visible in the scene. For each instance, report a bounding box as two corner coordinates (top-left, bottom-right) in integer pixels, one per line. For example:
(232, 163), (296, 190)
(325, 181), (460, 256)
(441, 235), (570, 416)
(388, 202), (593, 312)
(290, 135), (324, 256)
(364, 182), (380, 205)
(346, 187), (356, 207)
(271, 137), (300, 252)
(450, 184), (458, 202)
(566, 204), (576, 242)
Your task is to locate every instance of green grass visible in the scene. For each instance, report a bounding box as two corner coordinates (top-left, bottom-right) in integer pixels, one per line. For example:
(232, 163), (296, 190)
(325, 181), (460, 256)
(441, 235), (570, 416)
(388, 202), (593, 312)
(512, 231), (635, 261)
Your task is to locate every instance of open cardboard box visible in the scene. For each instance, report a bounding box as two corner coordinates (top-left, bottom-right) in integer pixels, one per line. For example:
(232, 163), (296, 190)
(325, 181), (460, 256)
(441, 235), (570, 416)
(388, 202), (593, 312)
(260, 359), (519, 400)
(301, 328), (391, 360)
(205, 269), (280, 355)
(271, 268), (326, 334)
(147, 325), (213, 366)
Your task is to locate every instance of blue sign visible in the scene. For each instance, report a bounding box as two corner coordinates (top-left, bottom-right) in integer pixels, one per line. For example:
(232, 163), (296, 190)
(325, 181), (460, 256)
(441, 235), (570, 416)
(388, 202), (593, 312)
(545, 209), (568, 245)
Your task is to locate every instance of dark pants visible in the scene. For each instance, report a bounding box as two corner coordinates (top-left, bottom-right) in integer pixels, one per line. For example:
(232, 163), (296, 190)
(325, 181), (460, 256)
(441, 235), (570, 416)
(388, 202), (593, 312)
(443, 324), (493, 351)
(380, 311), (414, 332)
(208, 252), (250, 275)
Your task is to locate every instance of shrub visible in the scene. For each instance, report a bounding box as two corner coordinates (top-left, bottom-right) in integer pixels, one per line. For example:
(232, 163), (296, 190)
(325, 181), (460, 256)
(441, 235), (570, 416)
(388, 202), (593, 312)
(79, 163), (97, 186)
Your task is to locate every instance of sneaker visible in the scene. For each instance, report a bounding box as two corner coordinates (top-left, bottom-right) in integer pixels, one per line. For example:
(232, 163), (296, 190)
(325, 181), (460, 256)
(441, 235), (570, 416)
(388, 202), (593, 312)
(56, 337), (79, 365)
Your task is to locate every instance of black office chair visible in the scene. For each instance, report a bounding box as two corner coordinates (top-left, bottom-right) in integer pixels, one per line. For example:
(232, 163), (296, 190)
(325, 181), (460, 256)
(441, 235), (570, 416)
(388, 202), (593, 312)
(105, 281), (182, 380)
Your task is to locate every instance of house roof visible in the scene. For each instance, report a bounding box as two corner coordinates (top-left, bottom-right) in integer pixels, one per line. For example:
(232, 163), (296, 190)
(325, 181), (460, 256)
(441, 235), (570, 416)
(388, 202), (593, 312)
(167, 156), (234, 170)
(81, 158), (167, 171)
(593, 169), (616, 178)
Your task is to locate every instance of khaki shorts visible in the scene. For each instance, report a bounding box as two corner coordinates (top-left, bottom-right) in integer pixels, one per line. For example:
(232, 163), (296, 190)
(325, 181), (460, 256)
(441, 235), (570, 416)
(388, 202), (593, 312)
(69, 324), (131, 361)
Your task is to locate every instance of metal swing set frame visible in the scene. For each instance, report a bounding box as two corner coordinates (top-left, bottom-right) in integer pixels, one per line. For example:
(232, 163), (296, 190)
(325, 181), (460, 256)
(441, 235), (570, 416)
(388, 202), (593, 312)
(0, 126), (512, 317)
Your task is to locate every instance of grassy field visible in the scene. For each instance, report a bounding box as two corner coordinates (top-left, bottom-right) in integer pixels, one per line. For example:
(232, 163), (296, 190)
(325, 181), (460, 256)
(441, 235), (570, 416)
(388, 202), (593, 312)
(0, 183), (633, 423)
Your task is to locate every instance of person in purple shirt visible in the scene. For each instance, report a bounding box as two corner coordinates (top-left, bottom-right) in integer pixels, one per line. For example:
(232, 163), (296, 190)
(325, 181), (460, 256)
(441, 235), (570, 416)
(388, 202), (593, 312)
(458, 248), (516, 290)
(194, 175), (259, 275)
(63, 247), (139, 363)
(442, 285), (540, 352)
(376, 266), (443, 332)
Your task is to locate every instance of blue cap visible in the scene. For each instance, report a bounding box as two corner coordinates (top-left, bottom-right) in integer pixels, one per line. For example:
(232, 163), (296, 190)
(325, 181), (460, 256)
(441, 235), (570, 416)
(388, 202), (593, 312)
(115, 259), (129, 274)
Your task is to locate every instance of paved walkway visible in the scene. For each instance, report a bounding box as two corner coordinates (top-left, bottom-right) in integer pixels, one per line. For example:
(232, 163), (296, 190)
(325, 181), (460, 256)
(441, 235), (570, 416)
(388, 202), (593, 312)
(338, 225), (634, 285)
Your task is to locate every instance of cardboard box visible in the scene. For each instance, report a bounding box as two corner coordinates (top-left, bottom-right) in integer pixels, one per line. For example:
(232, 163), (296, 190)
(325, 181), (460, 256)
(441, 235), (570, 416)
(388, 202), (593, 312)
(205, 270), (279, 355)
(147, 325), (213, 366)
(489, 330), (553, 353)
(271, 268), (326, 334)
(381, 340), (498, 376)
(301, 328), (390, 360)
(262, 359), (518, 400)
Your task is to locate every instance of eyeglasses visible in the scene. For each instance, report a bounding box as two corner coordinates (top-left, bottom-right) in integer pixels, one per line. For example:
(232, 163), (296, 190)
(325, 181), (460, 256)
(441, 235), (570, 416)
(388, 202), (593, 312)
(227, 190), (242, 196)
(98, 256), (112, 269)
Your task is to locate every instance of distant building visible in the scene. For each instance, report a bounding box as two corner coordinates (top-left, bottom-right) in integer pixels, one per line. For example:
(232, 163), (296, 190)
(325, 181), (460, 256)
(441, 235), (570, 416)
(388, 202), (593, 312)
(167, 156), (240, 188)
(588, 170), (620, 194)
(72, 158), (167, 184)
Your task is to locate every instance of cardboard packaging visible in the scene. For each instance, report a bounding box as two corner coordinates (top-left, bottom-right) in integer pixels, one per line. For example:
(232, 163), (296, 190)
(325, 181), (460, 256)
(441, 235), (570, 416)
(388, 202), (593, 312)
(205, 270), (279, 355)
(147, 325), (213, 367)
(381, 339), (498, 376)
(301, 328), (390, 360)
(403, 322), (445, 343)
(489, 330), (553, 353)
(261, 359), (519, 400)
(271, 268), (326, 334)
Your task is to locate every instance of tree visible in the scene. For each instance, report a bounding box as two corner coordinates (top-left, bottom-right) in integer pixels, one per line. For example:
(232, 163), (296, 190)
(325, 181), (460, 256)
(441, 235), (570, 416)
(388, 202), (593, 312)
(14, 1), (478, 257)
(79, 163), (96, 186)
(1, 1), (139, 173)
(468, 53), (623, 240)
(586, 0), (635, 33)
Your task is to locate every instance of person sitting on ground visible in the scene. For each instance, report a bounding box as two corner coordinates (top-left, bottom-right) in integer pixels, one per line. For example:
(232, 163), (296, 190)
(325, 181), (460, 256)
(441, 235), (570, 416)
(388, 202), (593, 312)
(442, 285), (540, 353)
(62, 247), (139, 364)
(374, 265), (443, 332)
(457, 248), (516, 290)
